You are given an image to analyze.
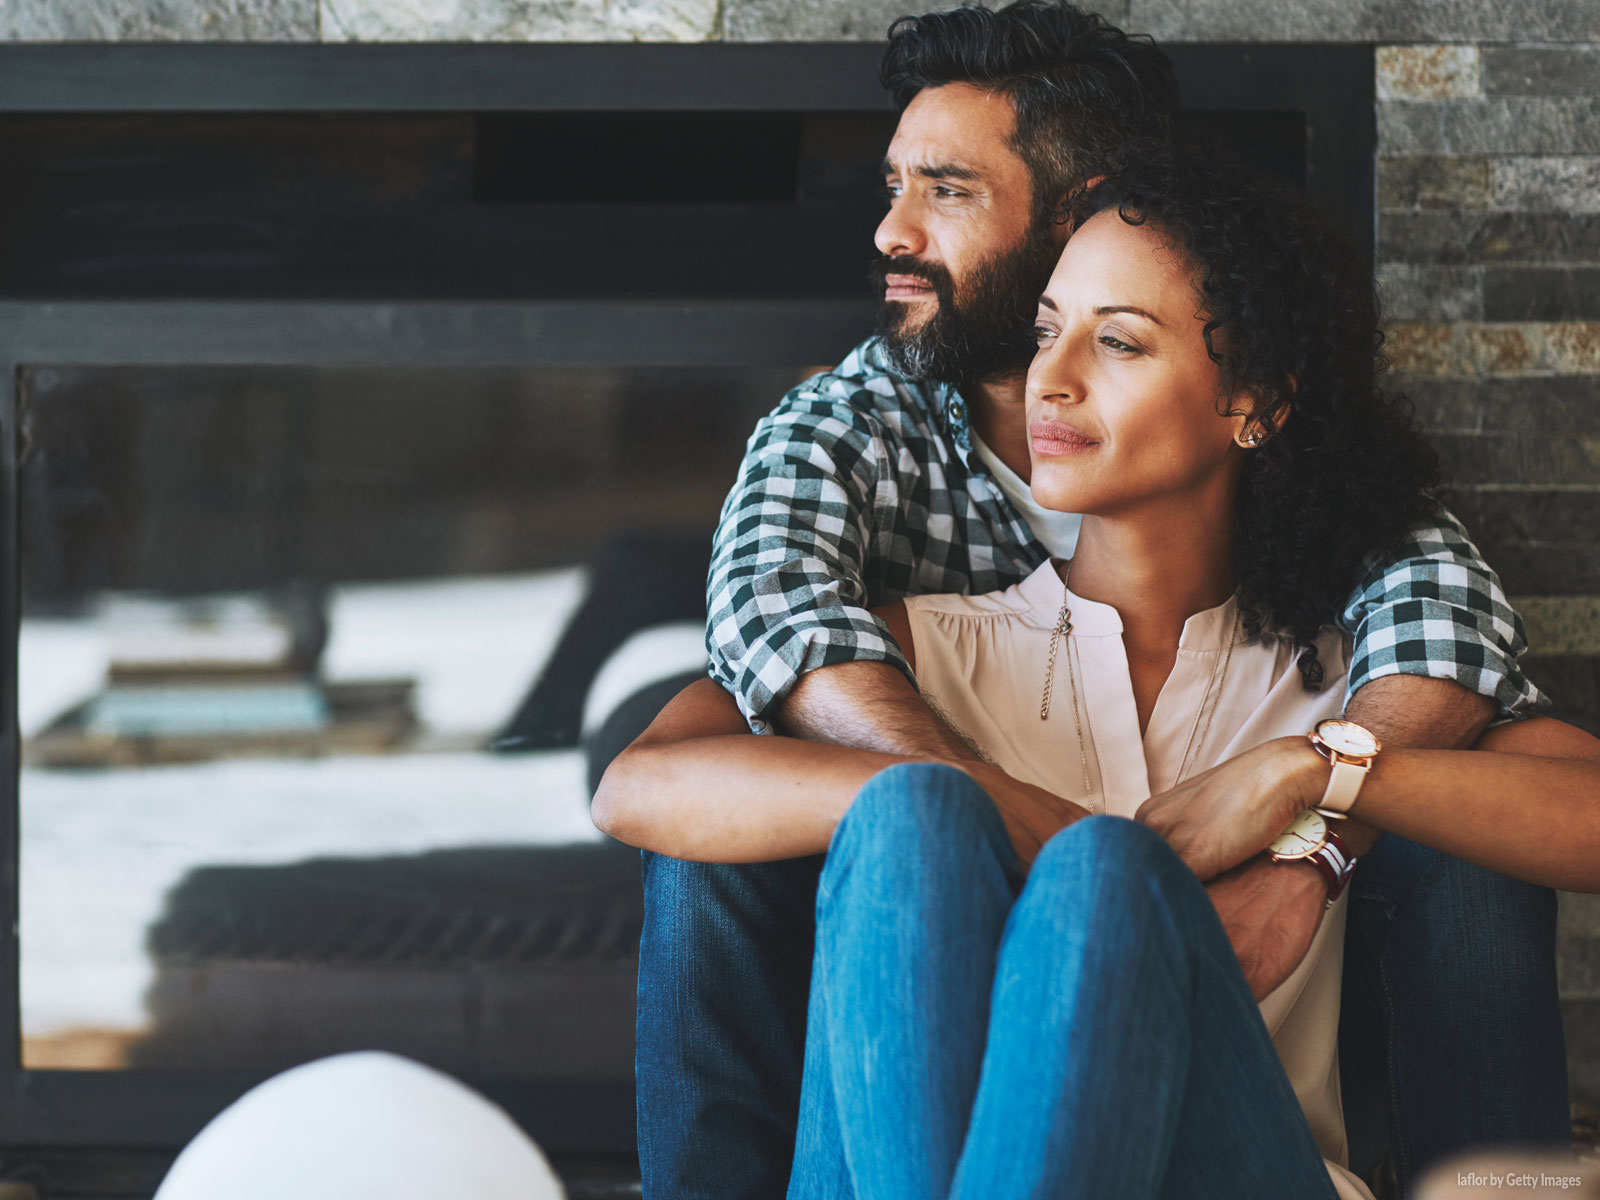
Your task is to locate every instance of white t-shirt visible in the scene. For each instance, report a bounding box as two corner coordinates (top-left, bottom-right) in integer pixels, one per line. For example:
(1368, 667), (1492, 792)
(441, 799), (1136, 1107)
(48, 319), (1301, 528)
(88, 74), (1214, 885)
(970, 432), (1082, 560)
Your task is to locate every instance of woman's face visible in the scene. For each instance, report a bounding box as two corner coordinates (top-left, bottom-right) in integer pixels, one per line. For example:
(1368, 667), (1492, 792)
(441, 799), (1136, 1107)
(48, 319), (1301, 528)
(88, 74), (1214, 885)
(1025, 210), (1247, 519)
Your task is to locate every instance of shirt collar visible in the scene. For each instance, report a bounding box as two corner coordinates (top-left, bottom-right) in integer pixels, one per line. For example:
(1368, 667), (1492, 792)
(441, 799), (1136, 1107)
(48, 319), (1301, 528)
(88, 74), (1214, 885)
(1016, 559), (1245, 650)
(860, 338), (973, 454)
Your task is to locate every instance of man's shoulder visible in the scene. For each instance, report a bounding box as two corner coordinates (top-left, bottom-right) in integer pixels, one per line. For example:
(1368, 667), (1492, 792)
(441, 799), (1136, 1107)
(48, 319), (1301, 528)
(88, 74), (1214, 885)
(767, 338), (954, 442)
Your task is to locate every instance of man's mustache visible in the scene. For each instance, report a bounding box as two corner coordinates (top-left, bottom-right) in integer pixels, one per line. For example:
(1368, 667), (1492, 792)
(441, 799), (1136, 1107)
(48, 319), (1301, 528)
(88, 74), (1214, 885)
(868, 256), (955, 294)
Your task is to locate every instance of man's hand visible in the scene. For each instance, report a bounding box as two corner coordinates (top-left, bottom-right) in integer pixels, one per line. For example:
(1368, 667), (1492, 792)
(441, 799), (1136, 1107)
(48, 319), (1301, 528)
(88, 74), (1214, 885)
(1206, 856), (1327, 1001)
(959, 762), (1091, 868)
(1135, 737), (1327, 880)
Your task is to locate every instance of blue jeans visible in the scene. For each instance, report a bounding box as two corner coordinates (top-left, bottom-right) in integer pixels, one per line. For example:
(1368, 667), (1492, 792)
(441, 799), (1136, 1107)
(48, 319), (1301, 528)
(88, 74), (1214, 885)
(786, 764), (1339, 1200)
(636, 779), (1568, 1199)
(1338, 834), (1570, 1190)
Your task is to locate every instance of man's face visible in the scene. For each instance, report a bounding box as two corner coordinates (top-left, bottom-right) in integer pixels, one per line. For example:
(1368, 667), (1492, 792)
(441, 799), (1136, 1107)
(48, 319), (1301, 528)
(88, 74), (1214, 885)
(874, 82), (1061, 384)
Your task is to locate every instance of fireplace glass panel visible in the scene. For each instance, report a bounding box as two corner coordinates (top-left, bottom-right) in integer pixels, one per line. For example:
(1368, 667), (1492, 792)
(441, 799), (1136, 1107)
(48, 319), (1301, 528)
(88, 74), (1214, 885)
(16, 362), (804, 1075)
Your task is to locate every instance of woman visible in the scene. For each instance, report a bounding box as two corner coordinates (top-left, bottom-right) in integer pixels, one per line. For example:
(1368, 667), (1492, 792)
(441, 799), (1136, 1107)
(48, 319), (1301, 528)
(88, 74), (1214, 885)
(594, 152), (1600, 1199)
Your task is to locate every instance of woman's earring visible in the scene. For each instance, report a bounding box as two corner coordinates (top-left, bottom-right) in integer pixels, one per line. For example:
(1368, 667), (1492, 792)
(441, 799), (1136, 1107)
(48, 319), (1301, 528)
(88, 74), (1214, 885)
(1235, 430), (1263, 448)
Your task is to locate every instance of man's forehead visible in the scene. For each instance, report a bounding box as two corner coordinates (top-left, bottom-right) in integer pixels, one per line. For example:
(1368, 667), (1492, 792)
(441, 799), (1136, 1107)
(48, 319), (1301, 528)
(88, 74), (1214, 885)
(882, 83), (1021, 179)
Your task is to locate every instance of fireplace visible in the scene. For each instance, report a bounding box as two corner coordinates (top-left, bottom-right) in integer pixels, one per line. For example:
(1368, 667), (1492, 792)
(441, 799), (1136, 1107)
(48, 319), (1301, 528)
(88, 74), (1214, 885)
(0, 41), (1372, 1159)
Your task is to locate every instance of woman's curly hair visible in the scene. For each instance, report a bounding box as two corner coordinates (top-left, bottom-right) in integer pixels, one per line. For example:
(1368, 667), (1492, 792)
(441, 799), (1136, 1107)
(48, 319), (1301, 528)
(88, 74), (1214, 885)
(1065, 146), (1441, 689)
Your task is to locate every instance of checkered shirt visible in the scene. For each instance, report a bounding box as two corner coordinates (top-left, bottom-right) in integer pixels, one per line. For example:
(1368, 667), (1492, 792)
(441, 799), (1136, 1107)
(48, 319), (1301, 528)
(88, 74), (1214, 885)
(706, 338), (1543, 732)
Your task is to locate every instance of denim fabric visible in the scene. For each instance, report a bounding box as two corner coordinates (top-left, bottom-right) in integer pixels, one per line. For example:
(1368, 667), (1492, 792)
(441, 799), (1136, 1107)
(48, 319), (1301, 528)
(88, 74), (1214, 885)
(1338, 834), (1569, 1192)
(636, 850), (822, 1199)
(636, 786), (1568, 1200)
(788, 764), (1341, 1200)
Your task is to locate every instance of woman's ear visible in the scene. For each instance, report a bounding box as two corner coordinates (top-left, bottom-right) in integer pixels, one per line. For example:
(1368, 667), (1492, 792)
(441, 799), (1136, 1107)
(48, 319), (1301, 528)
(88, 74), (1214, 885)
(1232, 381), (1293, 448)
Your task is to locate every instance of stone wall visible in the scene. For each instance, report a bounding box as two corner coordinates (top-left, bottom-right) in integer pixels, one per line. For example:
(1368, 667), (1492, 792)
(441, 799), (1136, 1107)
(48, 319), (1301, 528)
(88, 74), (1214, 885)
(4, 0), (1598, 1111)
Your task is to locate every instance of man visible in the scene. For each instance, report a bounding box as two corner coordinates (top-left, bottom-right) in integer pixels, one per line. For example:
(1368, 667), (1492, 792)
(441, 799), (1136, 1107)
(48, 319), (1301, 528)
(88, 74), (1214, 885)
(636, 3), (1569, 1196)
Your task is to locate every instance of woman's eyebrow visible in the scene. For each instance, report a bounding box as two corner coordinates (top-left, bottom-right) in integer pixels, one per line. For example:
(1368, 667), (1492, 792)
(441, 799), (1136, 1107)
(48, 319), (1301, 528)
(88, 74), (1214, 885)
(1094, 304), (1164, 326)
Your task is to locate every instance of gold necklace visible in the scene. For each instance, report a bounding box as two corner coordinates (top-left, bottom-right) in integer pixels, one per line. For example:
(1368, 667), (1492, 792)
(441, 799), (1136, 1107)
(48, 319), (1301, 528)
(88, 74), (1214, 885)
(1039, 560), (1094, 800)
(1041, 561), (1241, 798)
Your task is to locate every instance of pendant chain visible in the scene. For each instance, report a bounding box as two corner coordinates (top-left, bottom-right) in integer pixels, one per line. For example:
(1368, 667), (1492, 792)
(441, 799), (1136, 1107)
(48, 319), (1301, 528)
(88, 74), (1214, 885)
(1039, 560), (1094, 800)
(1041, 559), (1241, 800)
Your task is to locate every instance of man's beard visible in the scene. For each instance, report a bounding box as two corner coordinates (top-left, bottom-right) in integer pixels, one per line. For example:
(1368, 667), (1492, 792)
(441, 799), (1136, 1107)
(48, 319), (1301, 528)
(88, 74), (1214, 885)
(871, 217), (1059, 385)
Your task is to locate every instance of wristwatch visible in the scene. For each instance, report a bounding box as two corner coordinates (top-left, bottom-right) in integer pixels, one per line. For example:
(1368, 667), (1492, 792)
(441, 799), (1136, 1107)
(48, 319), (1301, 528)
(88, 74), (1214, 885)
(1308, 718), (1381, 817)
(1268, 809), (1358, 908)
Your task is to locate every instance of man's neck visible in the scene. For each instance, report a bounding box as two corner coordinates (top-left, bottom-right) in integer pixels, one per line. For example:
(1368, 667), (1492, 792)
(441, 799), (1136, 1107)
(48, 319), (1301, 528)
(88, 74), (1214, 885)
(965, 375), (1032, 481)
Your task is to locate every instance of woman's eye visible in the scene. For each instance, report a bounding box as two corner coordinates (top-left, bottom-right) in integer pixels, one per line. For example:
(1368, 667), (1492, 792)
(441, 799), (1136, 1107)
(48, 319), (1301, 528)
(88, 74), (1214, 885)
(1099, 334), (1138, 353)
(1033, 325), (1058, 343)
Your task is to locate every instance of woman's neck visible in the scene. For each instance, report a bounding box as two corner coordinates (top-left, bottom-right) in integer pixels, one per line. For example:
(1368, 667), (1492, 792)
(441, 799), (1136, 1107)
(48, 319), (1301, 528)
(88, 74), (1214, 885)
(1065, 496), (1237, 652)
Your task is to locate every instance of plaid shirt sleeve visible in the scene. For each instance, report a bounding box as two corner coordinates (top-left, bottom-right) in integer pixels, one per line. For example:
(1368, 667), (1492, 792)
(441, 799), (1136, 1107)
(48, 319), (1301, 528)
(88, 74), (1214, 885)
(1341, 507), (1546, 718)
(706, 383), (912, 733)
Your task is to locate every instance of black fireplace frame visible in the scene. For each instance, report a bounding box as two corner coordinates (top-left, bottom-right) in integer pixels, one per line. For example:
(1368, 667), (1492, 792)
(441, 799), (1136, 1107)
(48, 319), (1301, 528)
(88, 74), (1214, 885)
(0, 41), (1372, 1154)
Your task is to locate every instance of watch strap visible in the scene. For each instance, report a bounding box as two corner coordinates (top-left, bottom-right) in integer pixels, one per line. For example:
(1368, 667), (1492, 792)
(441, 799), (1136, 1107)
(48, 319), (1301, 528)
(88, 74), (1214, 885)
(1305, 825), (1357, 909)
(1318, 757), (1369, 815)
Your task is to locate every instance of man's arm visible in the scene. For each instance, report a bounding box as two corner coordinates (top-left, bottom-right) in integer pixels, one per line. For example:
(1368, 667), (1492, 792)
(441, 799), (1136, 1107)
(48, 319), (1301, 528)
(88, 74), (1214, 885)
(704, 365), (1028, 757)
(592, 678), (1089, 865)
(1157, 677), (1501, 1002)
(705, 375), (916, 734)
(771, 602), (980, 760)
(1140, 509), (1530, 999)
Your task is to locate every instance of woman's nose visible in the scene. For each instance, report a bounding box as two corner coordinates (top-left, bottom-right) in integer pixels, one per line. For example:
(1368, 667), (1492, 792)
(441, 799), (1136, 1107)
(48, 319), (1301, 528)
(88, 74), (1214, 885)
(1027, 341), (1082, 406)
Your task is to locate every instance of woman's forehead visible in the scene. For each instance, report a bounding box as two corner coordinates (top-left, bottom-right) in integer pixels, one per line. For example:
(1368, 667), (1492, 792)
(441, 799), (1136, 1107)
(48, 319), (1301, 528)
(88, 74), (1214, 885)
(1044, 212), (1199, 317)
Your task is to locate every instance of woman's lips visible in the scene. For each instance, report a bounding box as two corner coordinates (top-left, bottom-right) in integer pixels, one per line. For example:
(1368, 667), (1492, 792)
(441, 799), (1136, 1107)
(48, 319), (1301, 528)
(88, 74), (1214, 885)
(1029, 419), (1099, 455)
(883, 273), (936, 301)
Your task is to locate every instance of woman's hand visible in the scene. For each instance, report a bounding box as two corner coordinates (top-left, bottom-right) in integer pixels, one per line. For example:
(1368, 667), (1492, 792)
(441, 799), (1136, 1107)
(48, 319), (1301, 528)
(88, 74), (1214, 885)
(1135, 737), (1327, 881)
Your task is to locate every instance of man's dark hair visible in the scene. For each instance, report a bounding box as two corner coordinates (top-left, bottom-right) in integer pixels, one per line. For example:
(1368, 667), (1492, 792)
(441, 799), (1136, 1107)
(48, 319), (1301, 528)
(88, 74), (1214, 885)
(880, 1), (1181, 206)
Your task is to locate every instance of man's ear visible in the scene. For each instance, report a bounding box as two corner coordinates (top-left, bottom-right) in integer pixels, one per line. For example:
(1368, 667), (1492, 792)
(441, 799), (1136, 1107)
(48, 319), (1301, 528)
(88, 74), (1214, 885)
(1048, 175), (1107, 241)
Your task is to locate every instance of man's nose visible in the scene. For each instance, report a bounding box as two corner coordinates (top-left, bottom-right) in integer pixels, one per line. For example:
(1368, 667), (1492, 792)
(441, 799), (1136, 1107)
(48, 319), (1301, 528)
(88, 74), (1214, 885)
(875, 199), (927, 259)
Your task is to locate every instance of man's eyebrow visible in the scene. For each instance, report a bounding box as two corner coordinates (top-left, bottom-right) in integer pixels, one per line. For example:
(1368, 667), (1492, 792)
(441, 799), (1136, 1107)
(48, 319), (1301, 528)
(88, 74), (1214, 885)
(880, 159), (982, 182)
(1094, 304), (1164, 326)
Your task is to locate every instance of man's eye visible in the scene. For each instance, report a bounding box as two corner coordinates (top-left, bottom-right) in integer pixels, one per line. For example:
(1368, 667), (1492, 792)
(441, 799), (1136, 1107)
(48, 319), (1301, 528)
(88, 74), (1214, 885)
(933, 185), (965, 198)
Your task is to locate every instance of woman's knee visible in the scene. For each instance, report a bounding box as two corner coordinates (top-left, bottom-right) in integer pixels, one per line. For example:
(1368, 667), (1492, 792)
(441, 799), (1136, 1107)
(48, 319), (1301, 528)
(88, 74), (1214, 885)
(827, 763), (1010, 881)
(1030, 815), (1203, 912)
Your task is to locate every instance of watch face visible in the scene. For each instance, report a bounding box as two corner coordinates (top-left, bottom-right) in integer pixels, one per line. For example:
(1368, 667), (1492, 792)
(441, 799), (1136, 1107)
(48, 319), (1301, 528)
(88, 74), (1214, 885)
(1317, 719), (1380, 758)
(1269, 809), (1328, 860)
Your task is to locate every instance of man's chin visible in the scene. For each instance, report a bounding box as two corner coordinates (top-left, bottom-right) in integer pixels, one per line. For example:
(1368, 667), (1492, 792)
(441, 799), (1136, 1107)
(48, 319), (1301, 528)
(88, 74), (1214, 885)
(880, 297), (936, 329)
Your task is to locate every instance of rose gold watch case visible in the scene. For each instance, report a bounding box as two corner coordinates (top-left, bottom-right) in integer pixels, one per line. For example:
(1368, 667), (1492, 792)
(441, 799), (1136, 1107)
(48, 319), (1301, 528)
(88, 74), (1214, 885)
(1310, 717), (1382, 764)
(1268, 808), (1329, 861)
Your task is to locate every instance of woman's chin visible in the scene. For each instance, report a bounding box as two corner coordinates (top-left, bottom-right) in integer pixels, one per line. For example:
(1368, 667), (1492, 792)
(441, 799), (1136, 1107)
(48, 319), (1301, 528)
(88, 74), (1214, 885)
(1027, 474), (1098, 516)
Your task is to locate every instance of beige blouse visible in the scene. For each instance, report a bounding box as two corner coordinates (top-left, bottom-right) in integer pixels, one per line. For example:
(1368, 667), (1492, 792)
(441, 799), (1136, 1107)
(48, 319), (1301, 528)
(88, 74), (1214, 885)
(903, 561), (1373, 1200)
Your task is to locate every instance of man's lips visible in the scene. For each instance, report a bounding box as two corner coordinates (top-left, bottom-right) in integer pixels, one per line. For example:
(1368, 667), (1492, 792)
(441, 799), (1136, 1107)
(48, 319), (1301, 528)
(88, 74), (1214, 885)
(1029, 418), (1100, 454)
(883, 273), (936, 301)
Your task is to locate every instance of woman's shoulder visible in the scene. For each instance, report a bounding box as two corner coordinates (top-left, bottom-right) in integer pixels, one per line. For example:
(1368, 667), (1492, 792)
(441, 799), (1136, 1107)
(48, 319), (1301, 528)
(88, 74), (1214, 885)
(903, 588), (1032, 620)
(905, 562), (1063, 626)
